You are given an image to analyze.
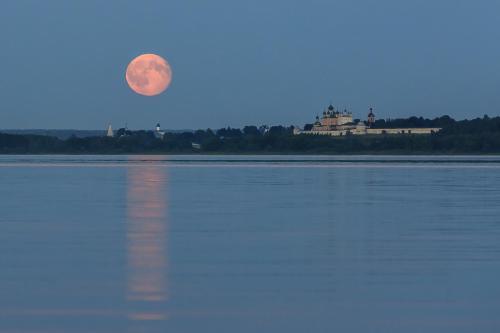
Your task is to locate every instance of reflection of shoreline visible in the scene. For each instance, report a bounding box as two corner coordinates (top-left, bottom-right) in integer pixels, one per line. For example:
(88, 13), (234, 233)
(126, 160), (168, 320)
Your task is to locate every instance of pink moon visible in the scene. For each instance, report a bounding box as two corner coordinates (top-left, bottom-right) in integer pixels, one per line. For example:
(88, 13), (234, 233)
(125, 54), (172, 96)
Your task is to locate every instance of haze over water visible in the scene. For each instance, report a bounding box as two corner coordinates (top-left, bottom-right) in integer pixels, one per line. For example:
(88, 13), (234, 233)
(1, 155), (500, 333)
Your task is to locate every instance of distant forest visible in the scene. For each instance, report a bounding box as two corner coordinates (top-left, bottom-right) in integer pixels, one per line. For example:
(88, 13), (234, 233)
(2, 115), (500, 154)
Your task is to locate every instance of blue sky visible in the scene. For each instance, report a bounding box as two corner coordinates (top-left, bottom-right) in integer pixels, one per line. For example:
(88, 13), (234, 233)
(0, 0), (499, 130)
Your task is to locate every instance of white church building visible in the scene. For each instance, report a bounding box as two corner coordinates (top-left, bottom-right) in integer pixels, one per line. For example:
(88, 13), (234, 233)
(294, 105), (441, 136)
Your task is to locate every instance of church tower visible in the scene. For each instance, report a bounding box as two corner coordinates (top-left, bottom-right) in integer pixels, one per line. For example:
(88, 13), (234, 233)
(106, 124), (114, 137)
(367, 108), (375, 127)
(154, 123), (165, 139)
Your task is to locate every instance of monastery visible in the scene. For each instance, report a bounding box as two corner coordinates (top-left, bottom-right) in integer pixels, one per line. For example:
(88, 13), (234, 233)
(294, 105), (441, 136)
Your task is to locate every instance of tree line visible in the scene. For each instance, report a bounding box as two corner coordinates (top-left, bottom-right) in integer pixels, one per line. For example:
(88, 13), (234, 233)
(1, 115), (500, 154)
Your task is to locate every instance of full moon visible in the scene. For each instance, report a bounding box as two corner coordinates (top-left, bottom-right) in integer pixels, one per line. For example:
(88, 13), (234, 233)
(126, 54), (172, 96)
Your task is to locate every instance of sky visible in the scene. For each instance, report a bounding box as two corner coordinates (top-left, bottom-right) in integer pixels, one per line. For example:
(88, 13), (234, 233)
(0, 0), (499, 130)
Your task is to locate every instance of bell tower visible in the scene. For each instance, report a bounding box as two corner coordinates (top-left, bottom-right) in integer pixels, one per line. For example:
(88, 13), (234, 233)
(367, 108), (375, 127)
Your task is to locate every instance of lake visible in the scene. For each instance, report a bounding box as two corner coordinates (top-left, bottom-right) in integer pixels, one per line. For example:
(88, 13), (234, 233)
(1, 155), (500, 333)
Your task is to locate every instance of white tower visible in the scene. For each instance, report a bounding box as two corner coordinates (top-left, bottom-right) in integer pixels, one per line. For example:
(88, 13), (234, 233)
(154, 123), (165, 139)
(106, 124), (114, 137)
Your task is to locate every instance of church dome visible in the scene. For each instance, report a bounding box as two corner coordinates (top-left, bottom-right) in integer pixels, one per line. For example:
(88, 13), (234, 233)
(328, 104), (334, 111)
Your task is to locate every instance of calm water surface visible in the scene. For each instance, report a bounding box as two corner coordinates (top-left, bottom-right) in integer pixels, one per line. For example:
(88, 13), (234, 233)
(1, 155), (500, 333)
